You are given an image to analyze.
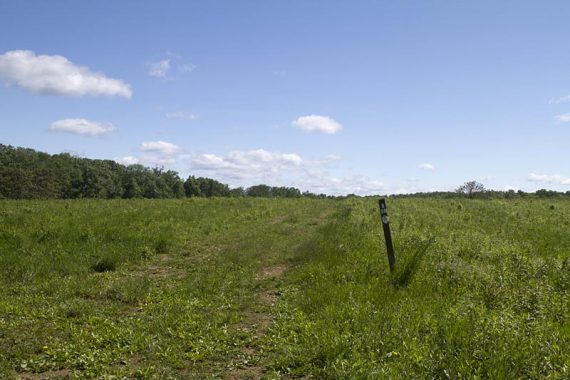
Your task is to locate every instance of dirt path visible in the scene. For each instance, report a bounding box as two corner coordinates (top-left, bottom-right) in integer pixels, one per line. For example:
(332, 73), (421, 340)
(225, 263), (289, 380)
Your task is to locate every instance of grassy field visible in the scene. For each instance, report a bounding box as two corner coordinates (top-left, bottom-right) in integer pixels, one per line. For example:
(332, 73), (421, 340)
(0, 197), (568, 379)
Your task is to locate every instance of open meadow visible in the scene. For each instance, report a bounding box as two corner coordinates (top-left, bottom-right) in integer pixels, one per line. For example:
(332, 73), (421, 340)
(0, 197), (569, 379)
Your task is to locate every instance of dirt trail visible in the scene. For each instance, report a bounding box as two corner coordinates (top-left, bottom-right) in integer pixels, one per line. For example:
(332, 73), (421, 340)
(226, 209), (335, 379)
(226, 263), (289, 380)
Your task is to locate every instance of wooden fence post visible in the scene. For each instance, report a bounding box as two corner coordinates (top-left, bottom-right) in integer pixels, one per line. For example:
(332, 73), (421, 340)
(379, 198), (395, 272)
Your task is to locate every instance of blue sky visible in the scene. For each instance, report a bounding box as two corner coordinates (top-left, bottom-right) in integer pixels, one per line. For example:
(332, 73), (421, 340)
(1, 1), (569, 195)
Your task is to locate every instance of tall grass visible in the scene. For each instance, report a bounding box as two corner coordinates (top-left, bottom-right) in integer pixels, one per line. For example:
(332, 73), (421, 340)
(267, 198), (570, 379)
(0, 198), (335, 378)
(1, 197), (568, 378)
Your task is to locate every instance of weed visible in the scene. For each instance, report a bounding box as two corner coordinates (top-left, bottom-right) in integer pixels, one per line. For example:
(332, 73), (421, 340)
(91, 258), (116, 273)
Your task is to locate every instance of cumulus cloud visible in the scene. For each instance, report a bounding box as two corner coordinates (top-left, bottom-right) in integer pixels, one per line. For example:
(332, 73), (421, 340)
(148, 59), (170, 77)
(178, 63), (196, 73)
(116, 155), (177, 167)
(555, 114), (570, 122)
(115, 145), (386, 195)
(192, 149), (302, 179)
(115, 156), (139, 165)
(300, 175), (386, 196)
(166, 111), (199, 121)
(549, 95), (570, 104)
(418, 163), (435, 171)
(0, 50), (132, 98)
(292, 115), (343, 134)
(527, 173), (570, 186)
(118, 141), (184, 167)
(189, 148), (387, 195)
(49, 119), (115, 136)
(140, 140), (181, 156)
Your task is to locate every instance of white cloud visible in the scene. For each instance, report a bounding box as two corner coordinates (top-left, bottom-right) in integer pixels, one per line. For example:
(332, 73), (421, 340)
(49, 119), (115, 136)
(555, 114), (570, 122)
(140, 140), (181, 156)
(117, 141), (184, 168)
(116, 155), (177, 167)
(178, 63), (196, 73)
(300, 175), (386, 196)
(0, 50), (132, 98)
(418, 163), (435, 171)
(292, 115), (343, 134)
(325, 154), (342, 161)
(528, 173), (570, 186)
(192, 149), (302, 179)
(549, 95), (570, 104)
(189, 148), (387, 195)
(192, 149), (313, 183)
(115, 145), (386, 195)
(116, 156), (139, 165)
(166, 111), (199, 121)
(148, 59), (170, 77)
(142, 156), (177, 165)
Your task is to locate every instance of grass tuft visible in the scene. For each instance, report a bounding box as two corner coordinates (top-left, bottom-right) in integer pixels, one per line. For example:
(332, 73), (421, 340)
(391, 236), (434, 288)
(91, 258), (116, 273)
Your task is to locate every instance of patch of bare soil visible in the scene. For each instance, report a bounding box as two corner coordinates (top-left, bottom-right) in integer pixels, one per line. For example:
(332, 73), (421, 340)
(226, 264), (288, 379)
(255, 264), (287, 280)
(133, 254), (185, 283)
(15, 369), (72, 379)
(268, 215), (288, 225)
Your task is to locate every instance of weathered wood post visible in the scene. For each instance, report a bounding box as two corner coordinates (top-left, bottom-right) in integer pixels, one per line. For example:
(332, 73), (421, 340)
(379, 198), (395, 272)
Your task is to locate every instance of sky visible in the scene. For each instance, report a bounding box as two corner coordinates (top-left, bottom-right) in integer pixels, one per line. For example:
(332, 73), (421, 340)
(1, 1), (570, 195)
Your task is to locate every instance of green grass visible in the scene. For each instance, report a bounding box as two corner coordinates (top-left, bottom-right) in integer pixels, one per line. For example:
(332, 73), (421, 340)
(0, 197), (569, 379)
(0, 198), (335, 378)
(267, 198), (570, 379)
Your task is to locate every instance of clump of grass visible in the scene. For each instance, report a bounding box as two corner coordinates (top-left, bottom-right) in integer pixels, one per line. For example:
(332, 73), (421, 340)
(154, 238), (170, 254)
(91, 258), (116, 273)
(391, 236), (434, 288)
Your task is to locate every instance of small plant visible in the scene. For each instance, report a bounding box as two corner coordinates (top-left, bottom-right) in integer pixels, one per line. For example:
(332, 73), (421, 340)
(391, 236), (434, 288)
(154, 238), (170, 254)
(90, 258), (116, 273)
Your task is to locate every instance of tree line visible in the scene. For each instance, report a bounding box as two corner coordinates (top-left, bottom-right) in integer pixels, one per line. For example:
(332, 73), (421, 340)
(0, 144), (330, 200)
(393, 180), (570, 199)
(2, 145), (568, 200)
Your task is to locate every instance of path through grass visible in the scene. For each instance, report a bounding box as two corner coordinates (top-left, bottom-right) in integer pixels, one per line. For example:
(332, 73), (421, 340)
(0, 198), (336, 378)
(1, 197), (569, 379)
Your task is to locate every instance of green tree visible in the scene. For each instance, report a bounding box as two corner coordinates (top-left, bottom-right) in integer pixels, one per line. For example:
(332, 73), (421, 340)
(456, 181), (485, 199)
(247, 184), (272, 197)
(184, 176), (202, 197)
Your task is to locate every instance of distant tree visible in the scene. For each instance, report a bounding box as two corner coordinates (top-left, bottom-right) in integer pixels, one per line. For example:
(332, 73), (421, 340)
(123, 177), (142, 198)
(184, 176), (229, 197)
(247, 184), (272, 197)
(230, 187), (246, 197)
(200, 177), (230, 197)
(273, 186), (301, 198)
(535, 189), (560, 198)
(184, 176), (201, 197)
(0, 144), (321, 200)
(171, 180), (185, 198)
(505, 189), (516, 199)
(456, 181), (485, 198)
